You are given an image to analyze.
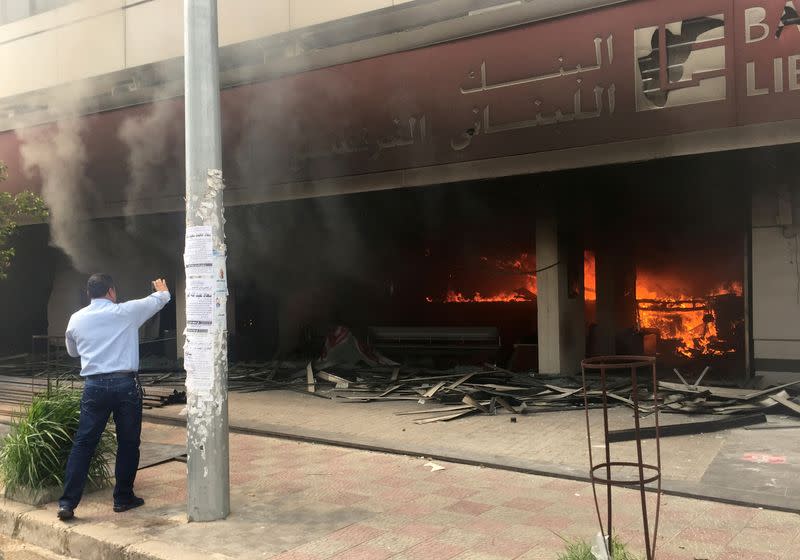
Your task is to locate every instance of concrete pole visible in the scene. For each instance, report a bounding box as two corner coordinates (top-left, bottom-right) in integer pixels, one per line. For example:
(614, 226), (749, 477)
(184, 0), (230, 521)
(175, 272), (185, 359)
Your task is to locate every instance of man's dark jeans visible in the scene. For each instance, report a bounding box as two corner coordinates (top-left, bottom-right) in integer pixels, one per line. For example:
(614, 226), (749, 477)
(59, 374), (142, 510)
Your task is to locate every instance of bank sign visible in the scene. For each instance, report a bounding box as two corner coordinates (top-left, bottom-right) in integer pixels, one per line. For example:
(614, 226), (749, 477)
(3, 0), (800, 197)
(226, 0), (800, 183)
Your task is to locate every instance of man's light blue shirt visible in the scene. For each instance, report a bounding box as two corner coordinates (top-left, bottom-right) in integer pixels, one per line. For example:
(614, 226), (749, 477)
(65, 292), (171, 377)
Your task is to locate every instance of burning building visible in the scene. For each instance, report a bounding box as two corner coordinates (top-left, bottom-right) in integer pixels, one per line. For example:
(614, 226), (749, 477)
(0, 0), (797, 385)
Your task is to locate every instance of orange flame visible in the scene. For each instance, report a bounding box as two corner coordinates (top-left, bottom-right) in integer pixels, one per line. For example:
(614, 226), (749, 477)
(426, 249), (742, 359)
(439, 253), (538, 303)
(636, 273), (742, 357)
(445, 289), (534, 303)
(430, 251), (597, 303)
(584, 251), (596, 302)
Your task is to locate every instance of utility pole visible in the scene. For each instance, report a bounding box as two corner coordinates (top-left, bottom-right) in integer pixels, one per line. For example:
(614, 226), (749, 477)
(183, 0), (230, 521)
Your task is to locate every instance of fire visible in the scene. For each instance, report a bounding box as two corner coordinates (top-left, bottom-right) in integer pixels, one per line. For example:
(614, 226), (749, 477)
(440, 253), (537, 303)
(445, 288), (534, 303)
(425, 248), (742, 359)
(636, 273), (743, 357)
(584, 251), (596, 301)
(429, 251), (598, 303)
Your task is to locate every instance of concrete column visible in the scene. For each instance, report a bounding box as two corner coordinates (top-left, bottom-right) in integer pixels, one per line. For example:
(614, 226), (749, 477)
(751, 186), (800, 383)
(594, 231), (637, 355)
(184, 0), (230, 521)
(536, 195), (585, 375)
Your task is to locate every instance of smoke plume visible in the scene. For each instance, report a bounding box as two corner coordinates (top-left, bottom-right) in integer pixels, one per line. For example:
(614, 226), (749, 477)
(17, 116), (97, 272)
(118, 99), (182, 227)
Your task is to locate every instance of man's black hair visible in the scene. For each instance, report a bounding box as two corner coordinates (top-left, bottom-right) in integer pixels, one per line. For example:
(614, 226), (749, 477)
(87, 274), (114, 299)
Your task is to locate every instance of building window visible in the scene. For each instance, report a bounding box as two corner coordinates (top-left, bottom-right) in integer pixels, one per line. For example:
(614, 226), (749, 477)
(0, 0), (74, 26)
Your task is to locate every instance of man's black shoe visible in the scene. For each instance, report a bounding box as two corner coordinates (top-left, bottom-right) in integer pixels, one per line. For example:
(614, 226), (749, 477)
(113, 496), (145, 513)
(57, 506), (74, 521)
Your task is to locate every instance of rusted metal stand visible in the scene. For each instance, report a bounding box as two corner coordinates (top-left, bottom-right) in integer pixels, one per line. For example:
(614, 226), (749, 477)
(581, 356), (661, 560)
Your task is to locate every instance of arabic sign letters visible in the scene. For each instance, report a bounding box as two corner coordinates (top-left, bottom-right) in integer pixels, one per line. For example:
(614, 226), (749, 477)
(218, 0), (799, 186)
(1, 0), (799, 201)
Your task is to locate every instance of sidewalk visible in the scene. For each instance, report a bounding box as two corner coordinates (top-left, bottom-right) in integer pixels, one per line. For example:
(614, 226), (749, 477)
(143, 389), (800, 512)
(2, 421), (798, 560)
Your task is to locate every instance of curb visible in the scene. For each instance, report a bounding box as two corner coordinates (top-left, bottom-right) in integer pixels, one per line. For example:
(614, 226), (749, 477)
(0, 499), (234, 560)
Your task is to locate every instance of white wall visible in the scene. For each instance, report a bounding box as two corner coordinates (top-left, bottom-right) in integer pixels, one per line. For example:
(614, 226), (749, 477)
(0, 0), (414, 99)
(751, 188), (800, 380)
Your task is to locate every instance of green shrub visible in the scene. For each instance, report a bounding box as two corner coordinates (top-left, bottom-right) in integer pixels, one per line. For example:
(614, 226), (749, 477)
(0, 389), (115, 492)
(556, 536), (641, 560)
(556, 538), (594, 560)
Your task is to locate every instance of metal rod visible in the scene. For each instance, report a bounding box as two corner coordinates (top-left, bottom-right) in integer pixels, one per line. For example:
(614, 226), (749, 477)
(600, 366), (613, 547)
(631, 366), (652, 560)
(582, 364), (606, 540)
(583, 356), (662, 559)
(651, 362), (662, 558)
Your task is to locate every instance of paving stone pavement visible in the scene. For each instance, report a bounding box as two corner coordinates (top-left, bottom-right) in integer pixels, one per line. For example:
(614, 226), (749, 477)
(144, 390), (731, 482)
(143, 390), (800, 511)
(6, 422), (799, 560)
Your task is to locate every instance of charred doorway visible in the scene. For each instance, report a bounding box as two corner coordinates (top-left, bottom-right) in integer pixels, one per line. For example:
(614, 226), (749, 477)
(583, 155), (748, 380)
(227, 151), (749, 379)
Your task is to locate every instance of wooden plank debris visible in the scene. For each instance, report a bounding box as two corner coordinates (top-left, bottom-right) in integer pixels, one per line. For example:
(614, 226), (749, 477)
(423, 381), (447, 399)
(378, 384), (403, 398)
(414, 409), (477, 424)
(306, 363), (316, 394)
(395, 404), (477, 416)
(274, 357), (800, 430)
(769, 393), (800, 416)
(126, 359), (800, 434)
(316, 371), (350, 388)
(8, 335), (796, 434)
(462, 394), (490, 413)
(494, 396), (517, 413)
(447, 372), (477, 390)
(658, 380), (800, 401)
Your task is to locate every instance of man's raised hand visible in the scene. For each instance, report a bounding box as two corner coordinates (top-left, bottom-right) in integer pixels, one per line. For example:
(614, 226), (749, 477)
(152, 278), (169, 293)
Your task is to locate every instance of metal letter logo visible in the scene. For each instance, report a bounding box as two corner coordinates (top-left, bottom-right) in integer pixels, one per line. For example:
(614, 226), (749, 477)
(634, 15), (726, 111)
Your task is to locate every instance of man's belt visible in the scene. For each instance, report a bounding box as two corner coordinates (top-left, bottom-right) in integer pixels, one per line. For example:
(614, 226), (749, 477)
(95, 371), (136, 379)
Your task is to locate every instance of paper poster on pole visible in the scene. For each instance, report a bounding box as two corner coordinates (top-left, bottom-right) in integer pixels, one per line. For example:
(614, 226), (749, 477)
(184, 330), (212, 374)
(184, 332), (214, 396)
(185, 226), (214, 281)
(213, 256), (227, 327)
(184, 225), (216, 398)
(186, 276), (215, 326)
(185, 226), (213, 265)
(184, 328), (213, 395)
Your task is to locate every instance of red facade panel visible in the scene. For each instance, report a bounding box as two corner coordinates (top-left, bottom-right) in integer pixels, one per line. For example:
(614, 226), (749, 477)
(0, 0), (797, 197)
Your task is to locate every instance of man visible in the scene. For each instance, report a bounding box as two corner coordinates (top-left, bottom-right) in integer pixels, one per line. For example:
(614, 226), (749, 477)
(57, 274), (171, 521)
